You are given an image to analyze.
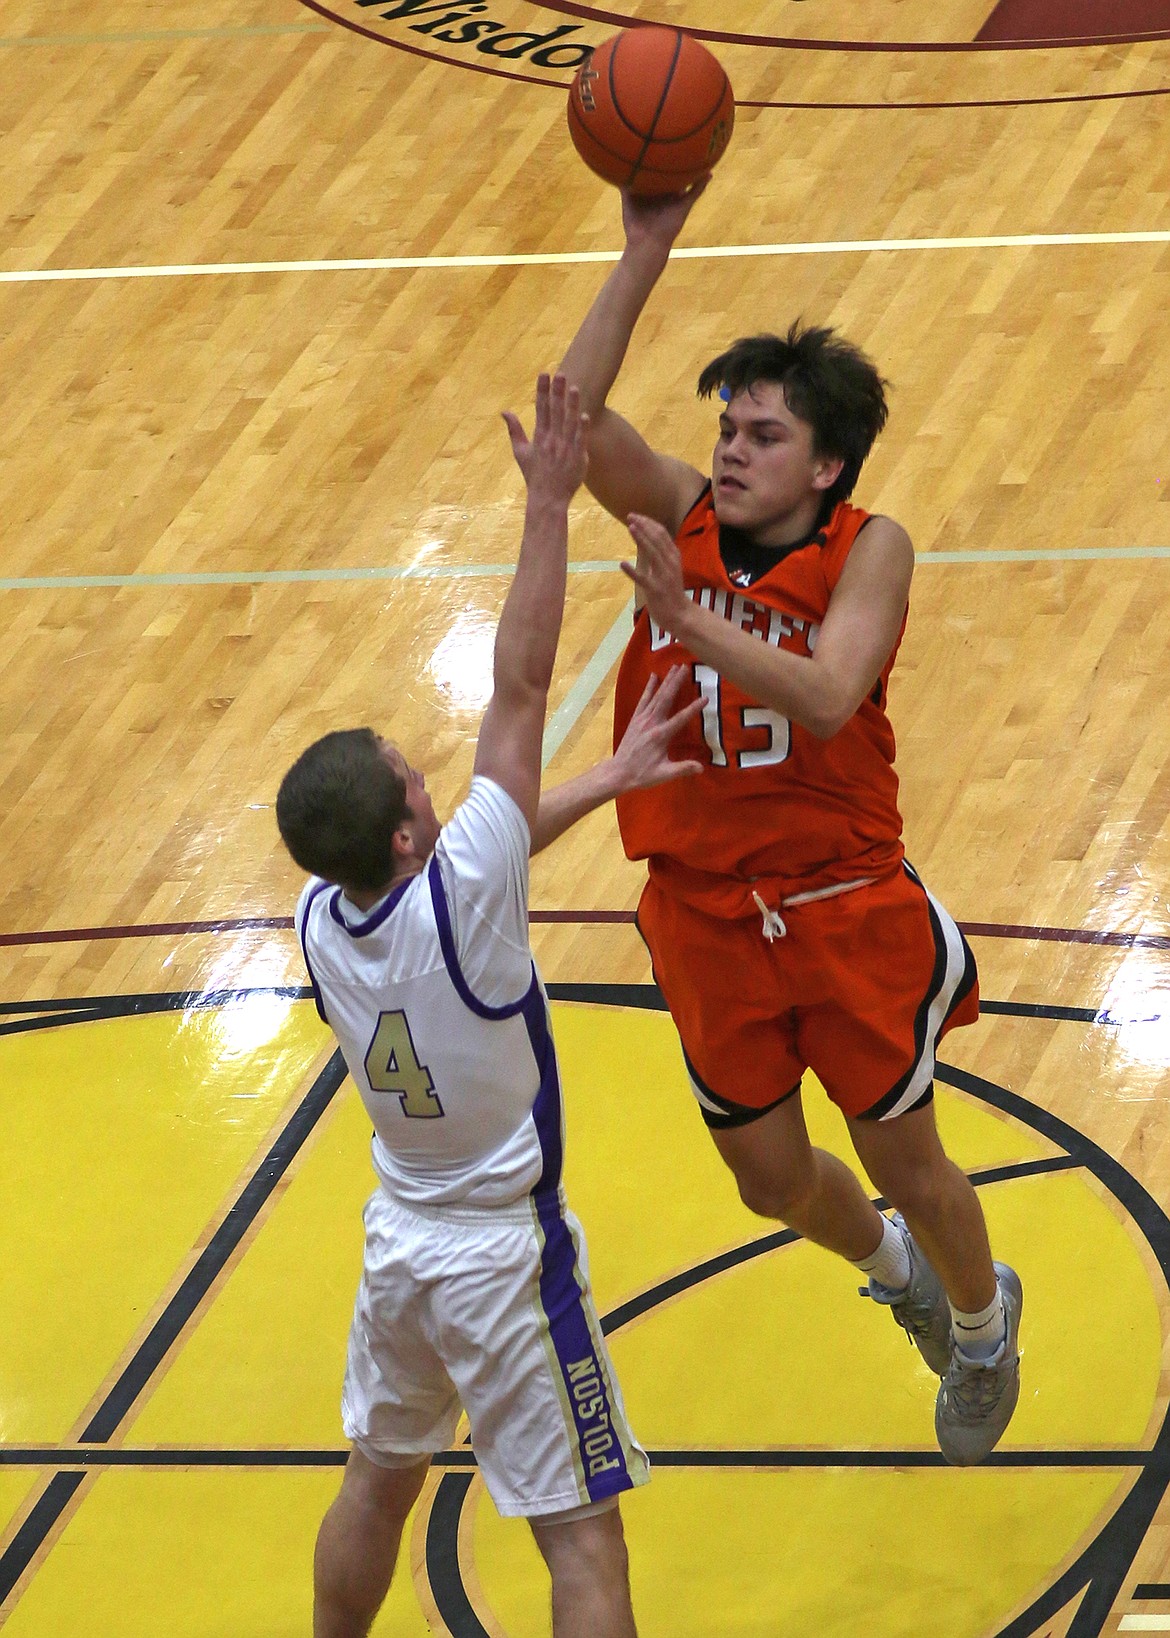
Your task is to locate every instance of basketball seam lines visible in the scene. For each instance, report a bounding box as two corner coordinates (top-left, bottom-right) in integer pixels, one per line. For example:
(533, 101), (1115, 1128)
(622, 27), (683, 189)
(568, 94), (715, 175)
(646, 73), (731, 145)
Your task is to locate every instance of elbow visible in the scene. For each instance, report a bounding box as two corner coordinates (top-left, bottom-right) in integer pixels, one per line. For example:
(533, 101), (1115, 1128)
(803, 712), (845, 742)
(494, 673), (549, 717)
(799, 690), (858, 741)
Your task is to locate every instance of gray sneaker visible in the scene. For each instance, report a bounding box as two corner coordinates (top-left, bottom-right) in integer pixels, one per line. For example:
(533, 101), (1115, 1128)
(935, 1263), (1023, 1466)
(864, 1213), (952, 1377)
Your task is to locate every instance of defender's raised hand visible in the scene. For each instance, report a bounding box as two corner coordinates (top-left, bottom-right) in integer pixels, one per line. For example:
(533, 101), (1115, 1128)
(611, 667), (704, 791)
(528, 666), (703, 856)
(502, 372), (589, 501)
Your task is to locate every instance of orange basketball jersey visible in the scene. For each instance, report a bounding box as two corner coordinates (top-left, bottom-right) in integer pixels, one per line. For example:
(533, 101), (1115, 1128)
(614, 488), (908, 918)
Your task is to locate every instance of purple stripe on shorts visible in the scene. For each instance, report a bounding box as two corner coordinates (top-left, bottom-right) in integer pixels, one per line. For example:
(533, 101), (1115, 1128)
(523, 993), (634, 1504)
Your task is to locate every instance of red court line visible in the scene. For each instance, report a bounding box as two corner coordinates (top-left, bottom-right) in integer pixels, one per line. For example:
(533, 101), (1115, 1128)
(0, 916), (1166, 948)
(0, 918), (295, 945)
(961, 922), (1170, 950)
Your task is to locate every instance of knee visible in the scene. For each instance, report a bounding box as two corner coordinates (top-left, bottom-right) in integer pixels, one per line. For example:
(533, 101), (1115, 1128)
(734, 1161), (814, 1224)
(533, 1506), (629, 1589)
(875, 1158), (952, 1224)
(338, 1449), (429, 1532)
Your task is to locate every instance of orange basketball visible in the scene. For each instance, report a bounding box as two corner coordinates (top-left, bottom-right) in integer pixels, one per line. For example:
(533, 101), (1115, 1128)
(567, 27), (734, 197)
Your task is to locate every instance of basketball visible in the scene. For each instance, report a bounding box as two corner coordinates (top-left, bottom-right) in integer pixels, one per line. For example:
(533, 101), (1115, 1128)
(567, 27), (734, 197)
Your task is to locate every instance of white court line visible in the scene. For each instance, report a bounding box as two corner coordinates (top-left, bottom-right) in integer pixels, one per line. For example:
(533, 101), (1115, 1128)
(925, 546), (1170, 562)
(542, 601), (634, 770)
(0, 562), (619, 591)
(1119, 1619), (1170, 1631)
(2, 547), (1167, 592)
(3, 231), (1170, 284)
(0, 24), (329, 46)
(534, 549), (1168, 766)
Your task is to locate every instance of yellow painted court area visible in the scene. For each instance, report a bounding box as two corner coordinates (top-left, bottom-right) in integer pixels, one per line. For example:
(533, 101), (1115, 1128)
(0, 995), (1165, 1634)
(0, 1000), (329, 1445)
(473, 1467), (1130, 1638)
(0, 1469), (432, 1638)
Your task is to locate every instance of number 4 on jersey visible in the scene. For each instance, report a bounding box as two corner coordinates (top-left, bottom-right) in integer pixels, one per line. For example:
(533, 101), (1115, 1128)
(365, 1010), (444, 1119)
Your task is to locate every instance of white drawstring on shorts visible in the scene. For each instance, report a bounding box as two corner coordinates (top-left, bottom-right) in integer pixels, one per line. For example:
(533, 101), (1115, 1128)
(751, 876), (878, 943)
(752, 891), (788, 941)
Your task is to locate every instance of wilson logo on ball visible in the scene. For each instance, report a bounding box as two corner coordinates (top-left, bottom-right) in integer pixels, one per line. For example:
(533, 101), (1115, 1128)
(568, 26), (735, 197)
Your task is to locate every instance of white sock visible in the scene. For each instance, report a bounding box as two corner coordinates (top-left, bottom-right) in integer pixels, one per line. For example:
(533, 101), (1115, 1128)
(853, 1215), (911, 1292)
(951, 1288), (1006, 1360)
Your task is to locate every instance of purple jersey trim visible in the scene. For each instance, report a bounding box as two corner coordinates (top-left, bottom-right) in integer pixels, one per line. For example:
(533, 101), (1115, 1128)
(297, 880), (334, 1026)
(327, 877), (413, 938)
(426, 855), (535, 1021)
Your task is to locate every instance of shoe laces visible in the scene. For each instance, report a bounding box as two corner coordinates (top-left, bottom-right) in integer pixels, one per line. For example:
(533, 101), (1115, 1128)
(863, 1276), (939, 1346)
(895, 1301), (937, 1342)
(945, 1350), (1010, 1421)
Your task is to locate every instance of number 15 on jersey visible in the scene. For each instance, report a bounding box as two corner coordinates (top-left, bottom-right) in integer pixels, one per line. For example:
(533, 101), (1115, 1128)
(694, 663), (791, 769)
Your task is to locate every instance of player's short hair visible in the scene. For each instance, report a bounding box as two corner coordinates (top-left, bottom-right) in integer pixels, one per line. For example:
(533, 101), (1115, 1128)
(697, 323), (889, 506)
(276, 728), (409, 893)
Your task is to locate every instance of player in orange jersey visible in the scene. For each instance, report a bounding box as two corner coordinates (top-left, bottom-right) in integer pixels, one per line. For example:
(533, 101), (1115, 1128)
(554, 184), (1023, 1465)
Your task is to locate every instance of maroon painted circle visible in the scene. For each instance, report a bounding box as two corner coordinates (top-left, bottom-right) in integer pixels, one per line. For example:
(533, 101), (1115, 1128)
(530, 0), (1170, 53)
(295, 0), (1170, 109)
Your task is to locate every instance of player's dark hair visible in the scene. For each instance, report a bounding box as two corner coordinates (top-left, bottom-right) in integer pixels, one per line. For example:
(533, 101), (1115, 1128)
(276, 728), (409, 894)
(697, 323), (889, 506)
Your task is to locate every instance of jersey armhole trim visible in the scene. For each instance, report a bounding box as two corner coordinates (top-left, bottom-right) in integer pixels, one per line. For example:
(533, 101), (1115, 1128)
(819, 501), (872, 594)
(678, 480), (713, 536)
(298, 880), (333, 1026)
(426, 854), (537, 1021)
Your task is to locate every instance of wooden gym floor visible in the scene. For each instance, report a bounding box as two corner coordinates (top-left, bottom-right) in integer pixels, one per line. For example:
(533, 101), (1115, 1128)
(2, 2), (1170, 1633)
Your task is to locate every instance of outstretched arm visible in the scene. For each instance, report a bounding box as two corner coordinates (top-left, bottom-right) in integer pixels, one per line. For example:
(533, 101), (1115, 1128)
(473, 374), (588, 832)
(558, 187), (710, 533)
(530, 667), (703, 855)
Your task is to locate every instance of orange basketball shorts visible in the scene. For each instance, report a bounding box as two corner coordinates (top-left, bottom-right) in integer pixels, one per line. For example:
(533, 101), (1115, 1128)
(636, 861), (979, 1125)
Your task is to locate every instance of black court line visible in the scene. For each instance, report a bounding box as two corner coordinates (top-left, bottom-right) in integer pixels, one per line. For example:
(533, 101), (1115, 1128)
(0, 1008), (108, 1039)
(425, 1474), (483, 1635)
(0, 1475), (87, 1604)
(548, 986), (1157, 1028)
(0, 984), (1160, 1033)
(0, 1444), (1150, 1469)
(0, 989), (315, 1040)
(0, 1047), (349, 1605)
(0, 985), (310, 1018)
(602, 1153), (1078, 1335)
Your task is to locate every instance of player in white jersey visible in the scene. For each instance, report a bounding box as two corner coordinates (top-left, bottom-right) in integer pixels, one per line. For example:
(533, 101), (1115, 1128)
(277, 374), (702, 1638)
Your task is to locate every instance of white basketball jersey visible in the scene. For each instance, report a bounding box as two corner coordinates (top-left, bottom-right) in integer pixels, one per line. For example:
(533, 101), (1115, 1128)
(295, 777), (564, 1210)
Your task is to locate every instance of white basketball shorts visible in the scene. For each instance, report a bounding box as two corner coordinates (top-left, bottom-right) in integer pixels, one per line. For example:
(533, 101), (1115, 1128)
(342, 1187), (650, 1518)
